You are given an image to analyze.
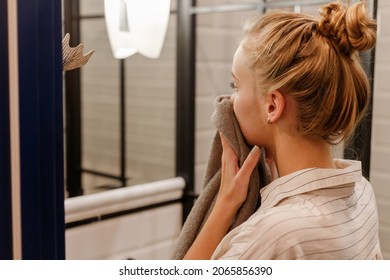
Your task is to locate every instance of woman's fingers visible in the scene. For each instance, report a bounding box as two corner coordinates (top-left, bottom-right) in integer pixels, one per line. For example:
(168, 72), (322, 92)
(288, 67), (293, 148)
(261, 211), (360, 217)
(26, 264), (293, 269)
(220, 133), (236, 160)
(220, 133), (239, 175)
(220, 132), (261, 180)
(237, 145), (261, 182)
(218, 132), (261, 210)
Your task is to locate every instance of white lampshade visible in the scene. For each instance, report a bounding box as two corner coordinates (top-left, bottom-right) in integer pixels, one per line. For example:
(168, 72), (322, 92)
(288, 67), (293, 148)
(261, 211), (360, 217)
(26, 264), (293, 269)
(104, 0), (171, 59)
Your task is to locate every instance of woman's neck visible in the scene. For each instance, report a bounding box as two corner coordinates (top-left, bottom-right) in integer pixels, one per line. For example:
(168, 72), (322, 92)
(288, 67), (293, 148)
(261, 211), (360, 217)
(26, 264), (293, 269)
(269, 135), (336, 178)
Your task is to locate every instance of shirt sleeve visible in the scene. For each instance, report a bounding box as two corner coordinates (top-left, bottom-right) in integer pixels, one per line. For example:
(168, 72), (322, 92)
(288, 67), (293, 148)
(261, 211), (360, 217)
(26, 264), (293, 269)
(211, 222), (255, 259)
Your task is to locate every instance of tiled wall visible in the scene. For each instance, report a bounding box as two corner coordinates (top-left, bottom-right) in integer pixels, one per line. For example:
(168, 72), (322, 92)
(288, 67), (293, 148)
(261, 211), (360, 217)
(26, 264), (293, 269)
(370, 0), (390, 260)
(66, 204), (182, 259)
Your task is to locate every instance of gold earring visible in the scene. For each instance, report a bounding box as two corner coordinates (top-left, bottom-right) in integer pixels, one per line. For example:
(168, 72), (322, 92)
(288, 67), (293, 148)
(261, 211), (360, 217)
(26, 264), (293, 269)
(267, 117), (272, 124)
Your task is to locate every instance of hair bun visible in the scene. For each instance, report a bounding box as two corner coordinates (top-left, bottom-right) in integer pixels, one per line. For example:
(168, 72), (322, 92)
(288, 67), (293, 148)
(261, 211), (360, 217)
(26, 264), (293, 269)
(318, 1), (376, 56)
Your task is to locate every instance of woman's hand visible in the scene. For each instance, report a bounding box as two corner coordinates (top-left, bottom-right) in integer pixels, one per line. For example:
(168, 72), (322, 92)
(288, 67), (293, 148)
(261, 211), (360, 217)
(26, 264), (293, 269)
(183, 132), (261, 260)
(216, 132), (261, 217)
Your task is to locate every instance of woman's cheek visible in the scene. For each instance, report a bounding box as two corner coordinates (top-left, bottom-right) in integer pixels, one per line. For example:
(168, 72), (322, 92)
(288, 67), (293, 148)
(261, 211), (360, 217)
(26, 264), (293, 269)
(233, 100), (248, 132)
(233, 97), (247, 121)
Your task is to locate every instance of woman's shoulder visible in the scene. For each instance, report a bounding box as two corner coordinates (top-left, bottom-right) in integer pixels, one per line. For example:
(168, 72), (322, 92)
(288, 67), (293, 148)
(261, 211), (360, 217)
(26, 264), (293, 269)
(222, 177), (379, 259)
(213, 203), (317, 259)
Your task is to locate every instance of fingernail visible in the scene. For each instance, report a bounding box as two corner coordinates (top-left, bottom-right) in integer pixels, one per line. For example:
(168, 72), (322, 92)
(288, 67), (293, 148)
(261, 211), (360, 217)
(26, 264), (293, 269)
(251, 145), (260, 156)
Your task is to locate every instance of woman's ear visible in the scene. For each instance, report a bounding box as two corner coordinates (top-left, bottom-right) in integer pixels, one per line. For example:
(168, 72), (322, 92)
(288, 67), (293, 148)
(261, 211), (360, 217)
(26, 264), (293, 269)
(266, 90), (285, 123)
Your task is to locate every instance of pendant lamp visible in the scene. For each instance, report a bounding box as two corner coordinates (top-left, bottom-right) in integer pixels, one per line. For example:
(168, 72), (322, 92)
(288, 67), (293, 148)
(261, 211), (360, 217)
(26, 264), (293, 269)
(104, 0), (171, 59)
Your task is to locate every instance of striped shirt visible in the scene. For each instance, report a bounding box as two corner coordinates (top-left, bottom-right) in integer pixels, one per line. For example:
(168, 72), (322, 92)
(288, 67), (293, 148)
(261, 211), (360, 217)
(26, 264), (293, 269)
(211, 159), (383, 260)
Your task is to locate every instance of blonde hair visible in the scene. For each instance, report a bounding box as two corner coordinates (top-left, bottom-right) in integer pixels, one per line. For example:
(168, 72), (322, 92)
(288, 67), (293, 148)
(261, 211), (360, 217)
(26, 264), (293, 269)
(241, 0), (376, 143)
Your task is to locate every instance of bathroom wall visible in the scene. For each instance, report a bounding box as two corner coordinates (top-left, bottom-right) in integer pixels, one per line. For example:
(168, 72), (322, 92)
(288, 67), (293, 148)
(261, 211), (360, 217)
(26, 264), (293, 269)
(65, 178), (185, 260)
(370, 0), (390, 260)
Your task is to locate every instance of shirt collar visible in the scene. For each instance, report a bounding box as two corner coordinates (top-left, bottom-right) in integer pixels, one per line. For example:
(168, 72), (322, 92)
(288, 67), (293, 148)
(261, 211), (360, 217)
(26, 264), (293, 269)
(259, 159), (362, 209)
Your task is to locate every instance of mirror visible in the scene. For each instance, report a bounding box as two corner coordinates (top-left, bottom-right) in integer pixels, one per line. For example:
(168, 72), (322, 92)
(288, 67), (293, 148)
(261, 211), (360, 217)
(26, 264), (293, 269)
(64, 0), (177, 197)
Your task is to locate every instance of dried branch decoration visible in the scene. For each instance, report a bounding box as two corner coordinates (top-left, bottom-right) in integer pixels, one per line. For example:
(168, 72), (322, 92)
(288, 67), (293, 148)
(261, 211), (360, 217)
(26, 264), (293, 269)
(62, 33), (95, 71)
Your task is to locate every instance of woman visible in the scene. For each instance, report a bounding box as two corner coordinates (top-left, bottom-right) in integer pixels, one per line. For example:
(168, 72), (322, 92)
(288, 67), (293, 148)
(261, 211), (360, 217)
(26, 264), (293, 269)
(184, 0), (382, 259)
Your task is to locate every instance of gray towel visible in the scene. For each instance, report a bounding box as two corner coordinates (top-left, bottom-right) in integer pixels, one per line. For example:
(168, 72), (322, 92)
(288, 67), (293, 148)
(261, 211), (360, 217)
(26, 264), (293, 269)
(172, 95), (271, 260)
